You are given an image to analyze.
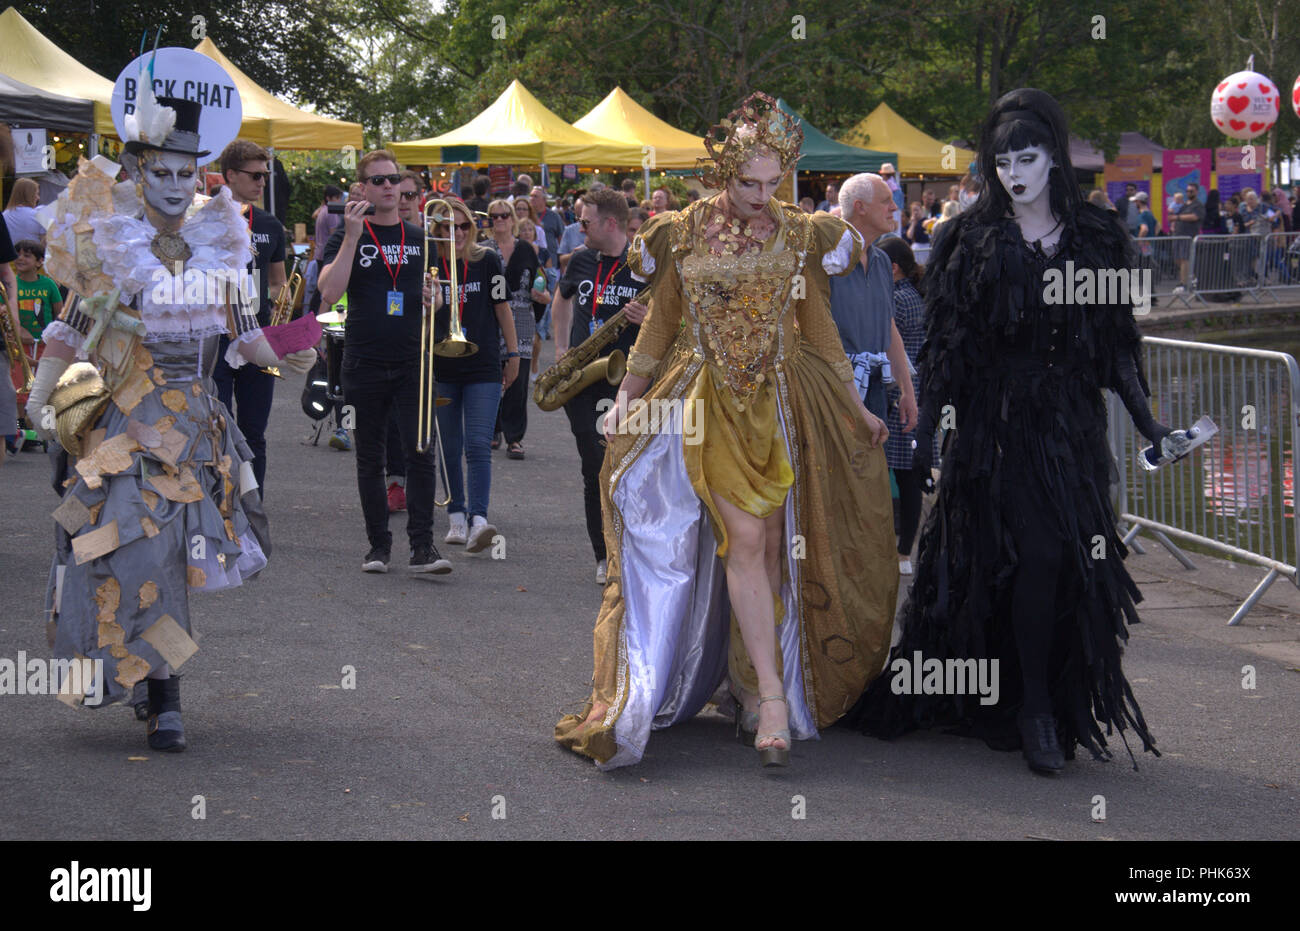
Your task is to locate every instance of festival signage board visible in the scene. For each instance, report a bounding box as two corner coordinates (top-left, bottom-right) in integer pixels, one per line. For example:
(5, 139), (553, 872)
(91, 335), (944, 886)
(11, 127), (48, 174)
(1103, 154), (1152, 216)
(110, 47), (242, 167)
(1161, 149), (1211, 231)
(1215, 146), (1263, 199)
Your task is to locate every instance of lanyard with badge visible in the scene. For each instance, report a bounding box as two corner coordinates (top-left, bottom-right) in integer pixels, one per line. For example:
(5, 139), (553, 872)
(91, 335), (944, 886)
(365, 219), (406, 316)
(590, 256), (620, 336)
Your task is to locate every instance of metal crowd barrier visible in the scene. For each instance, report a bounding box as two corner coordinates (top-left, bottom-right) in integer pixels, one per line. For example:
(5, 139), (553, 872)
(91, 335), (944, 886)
(1134, 235), (1194, 307)
(1256, 230), (1300, 300)
(1189, 233), (1267, 302)
(1109, 336), (1300, 625)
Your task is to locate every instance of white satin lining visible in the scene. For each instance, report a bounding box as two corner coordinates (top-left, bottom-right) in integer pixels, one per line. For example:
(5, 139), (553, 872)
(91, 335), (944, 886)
(602, 400), (816, 770)
(821, 227), (861, 275)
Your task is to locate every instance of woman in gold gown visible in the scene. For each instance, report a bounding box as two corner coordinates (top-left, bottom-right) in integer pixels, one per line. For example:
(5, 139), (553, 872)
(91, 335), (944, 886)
(554, 94), (899, 768)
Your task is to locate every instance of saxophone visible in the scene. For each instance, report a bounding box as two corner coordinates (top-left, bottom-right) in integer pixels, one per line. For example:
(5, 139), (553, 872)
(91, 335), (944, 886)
(533, 288), (649, 412)
(0, 286), (35, 394)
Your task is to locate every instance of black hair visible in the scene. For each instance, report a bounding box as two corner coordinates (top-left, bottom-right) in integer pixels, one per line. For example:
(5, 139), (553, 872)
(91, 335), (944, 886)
(473, 176), (490, 196)
(323, 184), (343, 200)
(877, 235), (923, 293)
(969, 87), (1081, 227)
(15, 238), (45, 260)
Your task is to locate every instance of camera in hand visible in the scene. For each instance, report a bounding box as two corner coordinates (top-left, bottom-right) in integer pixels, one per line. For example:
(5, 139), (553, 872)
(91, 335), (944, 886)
(327, 202), (376, 215)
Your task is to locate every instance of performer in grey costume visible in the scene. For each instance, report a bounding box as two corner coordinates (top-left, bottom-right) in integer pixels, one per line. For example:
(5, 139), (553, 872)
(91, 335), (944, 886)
(26, 90), (315, 751)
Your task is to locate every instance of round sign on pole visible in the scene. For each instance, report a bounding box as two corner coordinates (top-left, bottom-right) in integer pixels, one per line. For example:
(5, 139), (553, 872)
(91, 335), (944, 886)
(1210, 70), (1279, 141)
(111, 47), (242, 166)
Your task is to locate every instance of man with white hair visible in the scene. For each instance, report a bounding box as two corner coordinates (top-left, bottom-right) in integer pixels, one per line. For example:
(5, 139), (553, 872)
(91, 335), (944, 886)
(830, 173), (917, 430)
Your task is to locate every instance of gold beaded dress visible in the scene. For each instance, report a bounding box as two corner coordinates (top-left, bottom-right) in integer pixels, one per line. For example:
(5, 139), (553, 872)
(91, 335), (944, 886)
(555, 195), (899, 767)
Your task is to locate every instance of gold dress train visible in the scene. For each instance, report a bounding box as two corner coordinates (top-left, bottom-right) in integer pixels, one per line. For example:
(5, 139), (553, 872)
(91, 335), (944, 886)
(554, 196), (898, 767)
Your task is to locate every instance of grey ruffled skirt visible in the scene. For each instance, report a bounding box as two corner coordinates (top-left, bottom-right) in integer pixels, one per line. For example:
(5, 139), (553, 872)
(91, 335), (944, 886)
(44, 337), (269, 707)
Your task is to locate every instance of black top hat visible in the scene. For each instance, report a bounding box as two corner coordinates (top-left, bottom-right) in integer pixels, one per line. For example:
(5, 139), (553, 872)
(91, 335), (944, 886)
(122, 95), (210, 159)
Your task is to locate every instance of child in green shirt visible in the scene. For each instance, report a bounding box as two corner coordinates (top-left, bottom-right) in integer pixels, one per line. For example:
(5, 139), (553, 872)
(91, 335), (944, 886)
(12, 239), (63, 343)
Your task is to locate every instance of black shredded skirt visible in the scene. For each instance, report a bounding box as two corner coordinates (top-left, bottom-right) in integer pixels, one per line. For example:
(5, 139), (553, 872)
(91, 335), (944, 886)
(842, 353), (1159, 766)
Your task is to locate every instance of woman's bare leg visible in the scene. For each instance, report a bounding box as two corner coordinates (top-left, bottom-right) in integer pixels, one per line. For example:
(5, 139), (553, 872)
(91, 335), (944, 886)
(713, 492), (787, 751)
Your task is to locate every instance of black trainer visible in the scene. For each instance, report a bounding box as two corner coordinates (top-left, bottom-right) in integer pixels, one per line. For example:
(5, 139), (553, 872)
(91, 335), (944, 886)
(410, 543), (452, 574)
(362, 546), (391, 573)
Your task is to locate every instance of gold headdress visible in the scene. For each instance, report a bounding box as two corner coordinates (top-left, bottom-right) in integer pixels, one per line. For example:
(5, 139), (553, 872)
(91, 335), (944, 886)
(696, 92), (803, 189)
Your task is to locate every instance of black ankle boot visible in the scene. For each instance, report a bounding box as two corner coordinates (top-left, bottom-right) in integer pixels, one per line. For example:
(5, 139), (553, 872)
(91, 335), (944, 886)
(146, 676), (187, 752)
(1018, 712), (1064, 775)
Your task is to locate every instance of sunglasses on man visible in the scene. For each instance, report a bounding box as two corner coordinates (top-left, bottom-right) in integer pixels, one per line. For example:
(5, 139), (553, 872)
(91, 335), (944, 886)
(231, 168), (269, 182)
(399, 190), (420, 200)
(365, 173), (404, 186)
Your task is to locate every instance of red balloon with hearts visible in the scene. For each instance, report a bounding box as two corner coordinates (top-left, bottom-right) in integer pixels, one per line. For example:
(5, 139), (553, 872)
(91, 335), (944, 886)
(1210, 69), (1279, 140)
(1293, 73), (1300, 119)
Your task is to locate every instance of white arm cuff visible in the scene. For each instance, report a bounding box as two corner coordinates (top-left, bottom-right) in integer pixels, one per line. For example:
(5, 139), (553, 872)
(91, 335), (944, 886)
(224, 328), (267, 369)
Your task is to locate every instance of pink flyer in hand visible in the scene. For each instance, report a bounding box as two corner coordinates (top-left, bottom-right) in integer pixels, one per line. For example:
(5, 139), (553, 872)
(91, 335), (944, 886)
(262, 312), (323, 357)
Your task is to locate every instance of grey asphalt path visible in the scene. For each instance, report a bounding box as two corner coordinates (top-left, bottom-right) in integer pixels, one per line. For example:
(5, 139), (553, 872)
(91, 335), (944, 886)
(1, 342), (1297, 840)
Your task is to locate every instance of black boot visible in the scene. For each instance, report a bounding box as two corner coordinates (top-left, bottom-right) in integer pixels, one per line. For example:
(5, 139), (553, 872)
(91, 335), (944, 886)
(146, 676), (187, 752)
(1018, 712), (1064, 775)
(131, 679), (149, 721)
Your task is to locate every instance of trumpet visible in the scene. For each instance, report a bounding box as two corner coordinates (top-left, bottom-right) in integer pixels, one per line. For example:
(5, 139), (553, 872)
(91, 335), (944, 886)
(262, 255), (304, 378)
(0, 287), (35, 395)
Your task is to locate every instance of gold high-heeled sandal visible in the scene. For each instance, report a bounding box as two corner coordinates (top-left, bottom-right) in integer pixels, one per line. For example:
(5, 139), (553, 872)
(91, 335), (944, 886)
(755, 694), (790, 767)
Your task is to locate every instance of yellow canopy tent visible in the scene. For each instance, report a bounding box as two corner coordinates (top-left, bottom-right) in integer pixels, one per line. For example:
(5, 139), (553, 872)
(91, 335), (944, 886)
(391, 80), (644, 168)
(194, 38), (362, 150)
(0, 7), (115, 135)
(573, 87), (706, 169)
(840, 102), (975, 175)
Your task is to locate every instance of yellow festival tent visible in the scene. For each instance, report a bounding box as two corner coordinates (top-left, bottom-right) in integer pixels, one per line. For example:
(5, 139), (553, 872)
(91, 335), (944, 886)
(573, 87), (706, 169)
(0, 7), (115, 135)
(391, 80), (644, 167)
(840, 102), (975, 175)
(194, 39), (362, 150)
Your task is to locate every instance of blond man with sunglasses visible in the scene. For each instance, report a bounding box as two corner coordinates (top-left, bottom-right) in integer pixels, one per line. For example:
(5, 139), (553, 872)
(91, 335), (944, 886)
(318, 149), (450, 575)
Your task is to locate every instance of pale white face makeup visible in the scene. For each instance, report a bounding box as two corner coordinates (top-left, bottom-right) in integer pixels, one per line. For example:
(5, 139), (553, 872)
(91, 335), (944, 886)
(995, 144), (1054, 207)
(135, 150), (199, 221)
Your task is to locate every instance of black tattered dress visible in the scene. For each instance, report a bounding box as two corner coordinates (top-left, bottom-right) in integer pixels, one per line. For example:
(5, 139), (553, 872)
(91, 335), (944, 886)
(845, 203), (1159, 765)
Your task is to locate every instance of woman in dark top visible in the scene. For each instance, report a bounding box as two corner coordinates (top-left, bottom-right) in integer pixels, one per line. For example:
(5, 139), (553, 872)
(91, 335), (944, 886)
(516, 217), (553, 386)
(433, 197), (520, 553)
(877, 236), (926, 576)
(485, 205), (550, 459)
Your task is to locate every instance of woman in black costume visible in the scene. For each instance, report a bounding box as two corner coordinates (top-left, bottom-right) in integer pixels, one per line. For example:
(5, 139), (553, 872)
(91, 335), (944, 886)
(845, 88), (1188, 774)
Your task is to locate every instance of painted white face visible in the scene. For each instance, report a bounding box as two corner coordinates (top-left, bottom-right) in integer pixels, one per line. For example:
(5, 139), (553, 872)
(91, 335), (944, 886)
(136, 150), (199, 220)
(995, 144), (1053, 207)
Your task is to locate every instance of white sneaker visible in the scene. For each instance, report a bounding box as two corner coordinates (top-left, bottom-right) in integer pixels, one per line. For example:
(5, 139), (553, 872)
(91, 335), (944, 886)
(466, 515), (498, 553)
(445, 512), (468, 545)
(596, 559), (607, 585)
(899, 558), (913, 575)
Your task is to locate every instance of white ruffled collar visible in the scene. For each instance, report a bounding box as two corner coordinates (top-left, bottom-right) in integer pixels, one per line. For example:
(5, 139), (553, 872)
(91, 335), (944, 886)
(91, 188), (254, 342)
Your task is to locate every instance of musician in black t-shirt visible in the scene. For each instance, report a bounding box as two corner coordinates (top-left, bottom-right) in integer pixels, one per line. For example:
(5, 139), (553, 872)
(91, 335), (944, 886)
(212, 140), (286, 497)
(551, 188), (647, 585)
(431, 197), (519, 554)
(318, 149), (449, 575)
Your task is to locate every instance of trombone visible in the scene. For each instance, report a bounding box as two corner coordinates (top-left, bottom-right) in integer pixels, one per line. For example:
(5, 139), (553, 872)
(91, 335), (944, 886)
(420, 198), (478, 505)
